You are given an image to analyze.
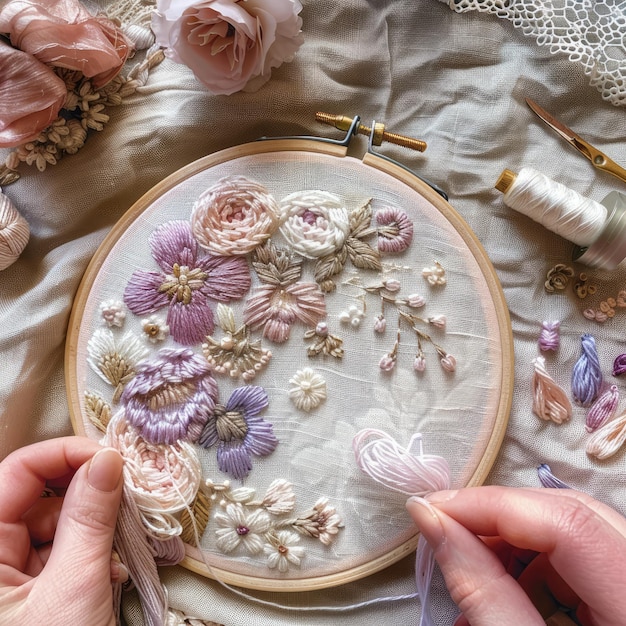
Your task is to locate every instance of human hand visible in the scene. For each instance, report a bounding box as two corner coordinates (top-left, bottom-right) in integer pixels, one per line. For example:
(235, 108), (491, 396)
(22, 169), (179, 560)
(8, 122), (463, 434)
(407, 486), (626, 626)
(0, 436), (125, 625)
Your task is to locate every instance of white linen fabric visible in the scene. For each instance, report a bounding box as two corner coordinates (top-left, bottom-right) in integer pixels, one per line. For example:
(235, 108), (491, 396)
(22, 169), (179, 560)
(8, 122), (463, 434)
(1, 1), (626, 625)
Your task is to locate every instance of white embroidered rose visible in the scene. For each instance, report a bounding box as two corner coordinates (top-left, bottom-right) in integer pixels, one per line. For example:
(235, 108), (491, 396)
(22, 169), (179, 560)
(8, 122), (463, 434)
(152, 0), (303, 95)
(279, 190), (351, 259)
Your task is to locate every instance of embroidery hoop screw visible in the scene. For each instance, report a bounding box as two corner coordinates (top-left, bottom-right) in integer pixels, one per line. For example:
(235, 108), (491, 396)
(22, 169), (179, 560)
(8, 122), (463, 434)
(315, 112), (427, 152)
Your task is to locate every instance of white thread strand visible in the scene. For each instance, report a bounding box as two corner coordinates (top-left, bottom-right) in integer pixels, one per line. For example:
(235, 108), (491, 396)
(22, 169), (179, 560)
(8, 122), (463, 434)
(503, 167), (607, 247)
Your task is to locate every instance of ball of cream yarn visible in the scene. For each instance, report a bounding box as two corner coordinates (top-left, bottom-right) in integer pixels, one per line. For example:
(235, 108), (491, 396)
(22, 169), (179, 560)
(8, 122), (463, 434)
(0, 191), (29, 270)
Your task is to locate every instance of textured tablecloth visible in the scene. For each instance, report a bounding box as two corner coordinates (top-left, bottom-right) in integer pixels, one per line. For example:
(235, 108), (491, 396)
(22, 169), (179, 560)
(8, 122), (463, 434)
(2, 1), (626, 624)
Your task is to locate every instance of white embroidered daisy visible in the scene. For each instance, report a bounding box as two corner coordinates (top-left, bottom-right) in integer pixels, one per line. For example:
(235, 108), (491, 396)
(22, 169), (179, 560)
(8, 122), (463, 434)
(278, 190), (350, 259)
(215, 502), (271, 554)
(311, 497), (343, 546)
(141, 314), (170, 343)
(263, 530), (305, 572)
(288, 368), (327, 412)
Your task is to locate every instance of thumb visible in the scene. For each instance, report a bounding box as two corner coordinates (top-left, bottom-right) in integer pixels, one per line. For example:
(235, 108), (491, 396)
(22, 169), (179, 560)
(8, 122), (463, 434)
(42, 448), (124, 596)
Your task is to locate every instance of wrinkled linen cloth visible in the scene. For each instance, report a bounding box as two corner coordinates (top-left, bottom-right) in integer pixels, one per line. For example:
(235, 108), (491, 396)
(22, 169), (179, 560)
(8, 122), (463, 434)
(2, 1), (626, 625)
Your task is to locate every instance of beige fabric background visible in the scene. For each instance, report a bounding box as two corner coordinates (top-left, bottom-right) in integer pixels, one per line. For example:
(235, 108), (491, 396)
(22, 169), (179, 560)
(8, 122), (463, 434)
(1, 1), (626, 624)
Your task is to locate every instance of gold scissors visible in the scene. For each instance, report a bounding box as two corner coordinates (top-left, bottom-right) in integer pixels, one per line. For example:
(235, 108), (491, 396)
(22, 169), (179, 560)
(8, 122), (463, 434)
(525, 97), (626, 186)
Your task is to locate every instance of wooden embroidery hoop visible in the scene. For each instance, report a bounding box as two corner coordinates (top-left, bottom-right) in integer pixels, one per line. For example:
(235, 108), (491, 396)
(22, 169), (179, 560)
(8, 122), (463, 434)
(66, 124), (514, 592)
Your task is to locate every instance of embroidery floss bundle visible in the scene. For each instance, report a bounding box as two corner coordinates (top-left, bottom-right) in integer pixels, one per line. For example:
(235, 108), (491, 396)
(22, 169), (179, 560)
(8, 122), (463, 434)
(585, 384), (619, 433)
(613, 353), (626, 376)
(538, 320), (560, 352)
(571, 334), (603, 407)
(353, 429), (451, 626)
(495, 168), (626, 270)
(537, 463), (571, 489)
(0, 190), (29, 270)
(586, 410), (626, 460)
(531, 356), (572, 424)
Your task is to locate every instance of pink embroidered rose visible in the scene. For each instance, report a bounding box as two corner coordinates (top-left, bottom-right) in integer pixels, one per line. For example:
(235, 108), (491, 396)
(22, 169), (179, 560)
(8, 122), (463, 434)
(0, 40), (67, 147)
(191, 175), (281, 256)
(152, 0), (303, 95)
(0, 0), (133, 88)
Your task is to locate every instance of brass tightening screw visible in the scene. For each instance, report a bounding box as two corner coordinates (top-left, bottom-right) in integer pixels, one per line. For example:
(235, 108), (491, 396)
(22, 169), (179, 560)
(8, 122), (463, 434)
(315, 112), (427, 152)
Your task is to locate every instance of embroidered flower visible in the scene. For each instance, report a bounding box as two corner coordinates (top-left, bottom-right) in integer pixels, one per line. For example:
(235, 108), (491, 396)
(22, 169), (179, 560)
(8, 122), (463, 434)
(288, 367), (327, 412)
(382, 278), (401, 293)
(262, 479), (296, 515)
(190, 176), (280, 256)
(100, 299), (126, 327)
(104, 412), (202, 515)
(123, 220), (251, 345)
(264, 530), (305, 571)
(215, 502), (272, 554)
(422, 261), (446, 286)
(141, 315), (170, 343)
(405, 294), (426, 308)
(413, 353), (426, 372)
(0, 0), (133, 88)
(120, 348), (218, 445)
(202, 304), (271, 381)
(199, 385), (278, 480)
(339, 304), (365, 328)
(87, 329), (149, 402)
(152, 0), (303, 95)
(279, 190), (351, 259)
(303, 322), (344, 358)
(428, 314), (447, 329)
(440, 353), (457, 373)
(243, 282), (326, 343)
(544, 263), (574, 293)
(379, 331), (400, 372)
(375, 206), (414, 254)
(293, 497), (343, 545)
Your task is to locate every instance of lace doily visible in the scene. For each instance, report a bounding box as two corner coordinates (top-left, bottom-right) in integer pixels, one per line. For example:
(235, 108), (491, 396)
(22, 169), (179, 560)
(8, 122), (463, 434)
(438, 0), (626, 107)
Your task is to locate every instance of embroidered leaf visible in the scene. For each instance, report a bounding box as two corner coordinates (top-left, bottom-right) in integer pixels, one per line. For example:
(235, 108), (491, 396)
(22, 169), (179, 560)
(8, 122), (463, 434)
(84, 391), (112, 432)
(216, 304), (237, 334)
(346, 237), (382, 271)
(349, 199), (375, 239)
(253, 242), (302, 287)
(180, 487), (212, 545)
(314, 246), (348, 292)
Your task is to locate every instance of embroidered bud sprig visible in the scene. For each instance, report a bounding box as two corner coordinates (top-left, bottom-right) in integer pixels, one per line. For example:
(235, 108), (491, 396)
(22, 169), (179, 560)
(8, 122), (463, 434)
(399, 311), (456, 373)
(571, 334), (603, 407)
(585, 384), (619, 433)
(537, 463), (572, 489)
(538, 320), (560, 352)
(303, 322), (344, 358)
(531, 356), (572, 424)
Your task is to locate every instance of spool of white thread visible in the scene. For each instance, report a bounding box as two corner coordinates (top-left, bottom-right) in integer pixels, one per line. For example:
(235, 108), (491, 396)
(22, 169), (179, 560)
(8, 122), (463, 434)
(495, 168), (626, 270)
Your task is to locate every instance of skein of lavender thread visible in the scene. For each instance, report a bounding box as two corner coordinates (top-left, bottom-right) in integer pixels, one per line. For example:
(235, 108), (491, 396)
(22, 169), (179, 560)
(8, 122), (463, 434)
(571, 334), (603, 407)
(539, 321), (560, 352)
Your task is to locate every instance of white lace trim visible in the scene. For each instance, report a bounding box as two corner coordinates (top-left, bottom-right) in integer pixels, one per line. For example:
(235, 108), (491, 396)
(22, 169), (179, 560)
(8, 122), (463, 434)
(438, 0), (626, 107)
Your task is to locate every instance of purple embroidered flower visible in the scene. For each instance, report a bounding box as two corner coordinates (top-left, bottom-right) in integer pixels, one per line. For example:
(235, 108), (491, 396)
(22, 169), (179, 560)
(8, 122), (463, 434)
(375, 206), (414, 254)
(123, 220), (251, 345)
(199, 385), (278, 480)
(120, 348), (218, 445)
(243, 282), (326, 343)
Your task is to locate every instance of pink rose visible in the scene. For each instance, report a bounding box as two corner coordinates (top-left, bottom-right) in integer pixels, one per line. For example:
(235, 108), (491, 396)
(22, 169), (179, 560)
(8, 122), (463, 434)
(0, 0), (133, 88)
(0, 40), (67, 148)
(152, 0), (303, 95)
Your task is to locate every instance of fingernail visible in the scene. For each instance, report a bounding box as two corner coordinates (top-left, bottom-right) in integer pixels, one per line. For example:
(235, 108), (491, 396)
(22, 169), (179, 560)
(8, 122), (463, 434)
(88, 448), (123, 492)
(425, 489), (459, 504)
(110, 559), (129, 584)
(406, 496), (445, 549)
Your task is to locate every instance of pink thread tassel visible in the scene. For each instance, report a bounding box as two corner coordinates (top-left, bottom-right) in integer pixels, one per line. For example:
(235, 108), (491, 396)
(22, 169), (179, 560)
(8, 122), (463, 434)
(353, 429), (450, 626)
(585, 384), (619, 432)
(532, 356), (572, 424)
